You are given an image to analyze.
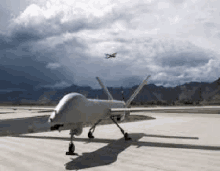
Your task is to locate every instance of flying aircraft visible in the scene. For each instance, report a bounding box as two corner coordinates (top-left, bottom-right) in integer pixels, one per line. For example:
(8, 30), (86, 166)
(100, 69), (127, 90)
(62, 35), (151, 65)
(105, 53), (117, 59)
(4, 75), (158, 155)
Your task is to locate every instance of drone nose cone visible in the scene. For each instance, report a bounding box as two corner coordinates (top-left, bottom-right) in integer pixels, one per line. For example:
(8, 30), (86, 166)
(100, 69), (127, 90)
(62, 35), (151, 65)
(48, 116), (54, 123)
(48, 110), (57, 123)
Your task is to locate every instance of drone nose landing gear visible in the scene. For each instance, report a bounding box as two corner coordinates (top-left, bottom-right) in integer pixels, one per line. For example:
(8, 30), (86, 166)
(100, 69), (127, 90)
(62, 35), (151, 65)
(66, 129), (77, 155)
(66, 143), (75, 155)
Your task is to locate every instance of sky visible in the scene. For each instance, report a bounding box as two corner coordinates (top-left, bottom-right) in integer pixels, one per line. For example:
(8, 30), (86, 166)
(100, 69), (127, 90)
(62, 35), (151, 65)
(0, 0), (220, 89)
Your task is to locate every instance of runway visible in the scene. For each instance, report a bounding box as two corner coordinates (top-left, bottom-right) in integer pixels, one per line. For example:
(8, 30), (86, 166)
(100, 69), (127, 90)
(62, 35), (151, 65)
(0, 106), (220, 171)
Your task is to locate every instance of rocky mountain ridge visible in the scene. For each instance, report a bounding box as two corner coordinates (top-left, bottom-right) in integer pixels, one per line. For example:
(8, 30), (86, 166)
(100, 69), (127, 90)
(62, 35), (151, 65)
(1, 78), (220, 105)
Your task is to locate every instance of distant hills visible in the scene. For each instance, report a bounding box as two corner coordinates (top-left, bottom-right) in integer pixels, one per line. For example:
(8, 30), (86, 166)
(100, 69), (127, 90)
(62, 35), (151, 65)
(1, 78), (220, 106)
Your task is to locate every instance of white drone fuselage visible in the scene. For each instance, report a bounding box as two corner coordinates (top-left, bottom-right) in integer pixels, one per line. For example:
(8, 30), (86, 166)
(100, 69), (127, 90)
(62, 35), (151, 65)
(48, 93), (126, 135)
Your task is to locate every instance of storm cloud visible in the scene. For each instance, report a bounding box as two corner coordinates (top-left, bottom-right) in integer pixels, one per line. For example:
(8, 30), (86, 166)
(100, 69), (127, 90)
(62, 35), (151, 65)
(0, 0), (220, 90)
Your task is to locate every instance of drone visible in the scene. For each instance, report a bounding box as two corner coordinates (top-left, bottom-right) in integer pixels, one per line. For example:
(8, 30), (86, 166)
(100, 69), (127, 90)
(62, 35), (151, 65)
(105, 53), (117, 59)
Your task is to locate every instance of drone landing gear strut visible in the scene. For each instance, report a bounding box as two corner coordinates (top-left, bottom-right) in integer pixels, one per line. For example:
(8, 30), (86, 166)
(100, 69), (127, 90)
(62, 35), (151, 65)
(88, 119), (102, 139)
(110, 116), (132, 141)
(66, 129), (77, 155)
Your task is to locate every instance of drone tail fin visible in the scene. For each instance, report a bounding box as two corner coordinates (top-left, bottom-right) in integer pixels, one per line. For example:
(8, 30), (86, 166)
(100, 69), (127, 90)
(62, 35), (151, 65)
(96, 77), (113, 100)
(104, 54), (110, 59)
(125, 75), (151, 107)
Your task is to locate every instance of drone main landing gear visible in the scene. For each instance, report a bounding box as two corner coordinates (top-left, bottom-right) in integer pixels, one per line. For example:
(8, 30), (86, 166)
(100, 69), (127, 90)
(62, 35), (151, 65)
(88, 119), (102, 139)
(66, 129), (77, 155)
(110, 116), (132, 141)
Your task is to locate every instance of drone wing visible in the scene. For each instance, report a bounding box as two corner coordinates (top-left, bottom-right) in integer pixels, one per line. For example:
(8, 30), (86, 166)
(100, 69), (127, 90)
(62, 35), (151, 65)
(110, 106), (220, 113)
(112, 53), (117, 57)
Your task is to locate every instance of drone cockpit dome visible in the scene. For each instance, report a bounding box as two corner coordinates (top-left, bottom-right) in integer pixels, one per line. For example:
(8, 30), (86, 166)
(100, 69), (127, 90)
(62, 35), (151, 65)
(50, 93), (88, 123)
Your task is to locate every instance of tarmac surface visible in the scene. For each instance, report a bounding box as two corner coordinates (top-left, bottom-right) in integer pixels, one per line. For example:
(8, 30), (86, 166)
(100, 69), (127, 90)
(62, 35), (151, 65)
(0, 106), (220, 171)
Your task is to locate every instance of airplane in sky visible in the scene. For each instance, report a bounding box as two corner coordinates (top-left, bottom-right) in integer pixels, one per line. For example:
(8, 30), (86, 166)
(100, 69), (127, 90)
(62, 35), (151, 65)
(105, 53), (117, 59)
(4, 75), (157, 155)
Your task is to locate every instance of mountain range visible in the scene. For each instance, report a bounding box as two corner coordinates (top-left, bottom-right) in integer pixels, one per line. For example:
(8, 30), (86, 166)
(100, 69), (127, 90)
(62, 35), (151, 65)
(0, 78), (220, 106)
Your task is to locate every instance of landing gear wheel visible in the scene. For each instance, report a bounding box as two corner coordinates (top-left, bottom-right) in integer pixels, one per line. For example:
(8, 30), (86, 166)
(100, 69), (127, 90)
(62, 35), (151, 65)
(66, 143), (75, 155)
(124, 133), (132, 141)
(88, 131), (94, 139)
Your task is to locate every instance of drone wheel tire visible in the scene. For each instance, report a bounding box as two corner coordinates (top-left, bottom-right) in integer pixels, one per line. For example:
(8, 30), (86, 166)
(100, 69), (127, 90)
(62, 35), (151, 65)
(88, 131), (94, 139)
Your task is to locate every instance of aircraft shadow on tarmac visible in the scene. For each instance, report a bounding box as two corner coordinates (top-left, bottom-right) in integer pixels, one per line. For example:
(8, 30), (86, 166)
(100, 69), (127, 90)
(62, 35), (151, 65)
(13, 133), (220, 170)
(0, 115), (154, 136)
(0, 115), (50, 136)
(0, 112), (15, 114)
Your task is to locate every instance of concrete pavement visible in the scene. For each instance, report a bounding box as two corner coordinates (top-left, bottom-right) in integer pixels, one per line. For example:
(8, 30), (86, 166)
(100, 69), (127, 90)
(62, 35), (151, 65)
(0, 107), (220, 170)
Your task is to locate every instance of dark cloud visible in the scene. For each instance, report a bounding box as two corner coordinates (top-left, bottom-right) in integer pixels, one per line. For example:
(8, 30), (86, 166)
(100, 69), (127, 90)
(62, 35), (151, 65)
(0, 32), (12, 49)
(156, 52), (210, 68)
(11, 29), (43, 44)
(152, 41), (212, 69)
(0, 43), (73, 90)
(0, 29), (43, 50)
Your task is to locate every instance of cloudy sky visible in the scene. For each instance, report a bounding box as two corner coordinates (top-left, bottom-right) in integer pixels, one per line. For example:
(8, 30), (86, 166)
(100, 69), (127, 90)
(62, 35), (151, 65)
(1, 0), (220, 89)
